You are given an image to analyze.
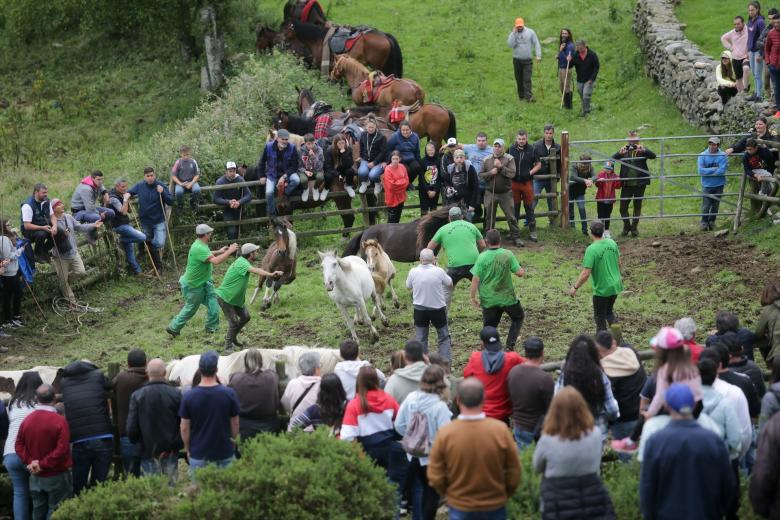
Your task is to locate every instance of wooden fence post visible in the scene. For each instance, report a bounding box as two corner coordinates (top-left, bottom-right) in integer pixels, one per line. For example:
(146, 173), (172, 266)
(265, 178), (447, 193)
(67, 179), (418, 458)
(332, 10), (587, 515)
(560, 131), (570, 228)
(732, 171), (747, 234)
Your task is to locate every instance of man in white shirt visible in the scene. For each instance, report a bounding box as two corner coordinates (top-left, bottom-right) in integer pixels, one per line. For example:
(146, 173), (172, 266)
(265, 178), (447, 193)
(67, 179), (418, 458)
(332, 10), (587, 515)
(406, 249), (454, 362)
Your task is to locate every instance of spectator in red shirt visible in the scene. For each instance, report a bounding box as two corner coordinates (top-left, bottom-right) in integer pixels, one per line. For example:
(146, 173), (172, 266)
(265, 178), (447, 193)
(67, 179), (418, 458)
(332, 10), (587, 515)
(383, 151), (410, 223)
(15, 384), (73, 519)
(764, 15), (780, 117)
(675, 316), (704, 362)
(463, 326), (525, 422)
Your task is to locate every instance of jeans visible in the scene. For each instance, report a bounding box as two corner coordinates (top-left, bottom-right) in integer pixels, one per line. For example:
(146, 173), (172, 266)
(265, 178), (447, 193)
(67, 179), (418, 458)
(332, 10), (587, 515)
(749, 51), (764, 97)
(358, 160), (384, 182)
(413, 307), (451, 362)
(512, 58), (533, 101)
(701, 185), (724, 226)
(769, 65), (780, 110)
(120, 436), (141, 478)
(609, 420), (637, 462)
(29, 471), (72, 520)
(363, 441), (409, 517)
(71, 438), (113, 496)
(188, 456), (234, 479)
(482, 302), (524, 350)
(174, 182), (202, 208)
(114, 224), (147, 274)
(5, 453), (31, 520)
(74, 207), (115, 225)
(593, 294), (618, 332)
(449, 505), (507, 520)
(265, 174), (301, 216)
(741, 426), (757, 475)
(141, 454), (179, 485)
(513, 426), (535, 452)
(168, 279), (220, 333)
(532, 178), (554, 215)
(568, 193), (587, 232)
(576, 80), (595, 113)
(409, 458), (439, 520)
(222, 208), (243, 240)
(141, 221), (167, 250)
(1, 273), (23, 324)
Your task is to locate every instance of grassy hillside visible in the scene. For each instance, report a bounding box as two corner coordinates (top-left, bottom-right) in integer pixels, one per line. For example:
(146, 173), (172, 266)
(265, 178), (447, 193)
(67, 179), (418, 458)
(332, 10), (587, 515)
(677, 0), (750, 57)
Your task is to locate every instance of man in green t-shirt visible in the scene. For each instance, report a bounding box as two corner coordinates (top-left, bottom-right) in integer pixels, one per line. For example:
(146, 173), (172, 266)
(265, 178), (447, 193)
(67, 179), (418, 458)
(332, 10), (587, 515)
(469, 229), (526, 350)
(215, 243), (283, 351)
(166, 224), (237, 338)
(427, 206), (486, 287)
(569, 219), (623, 332)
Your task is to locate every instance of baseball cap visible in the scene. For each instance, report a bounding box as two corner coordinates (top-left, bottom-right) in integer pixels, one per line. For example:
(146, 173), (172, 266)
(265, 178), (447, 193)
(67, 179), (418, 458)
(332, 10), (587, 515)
(446, 137), (457, 147)
(480, 326), (502, 351)
(515, 17), (525, 28)
(453, 149), (466, 158)
(226, 161), (237, 169)
(448, 206), (462, 217)
(493, 138), (505, 147)
(523, 336), (544, 357)
(277, 129), (290, 139)
(604, 161), (615, 171)
(199, 350), (219, 374)
(707, 136), (720, 145)
(665, 383), (695, 415)
(195, 223), (214, 235)
(241, 243), (260, 255)
(650, 326), (685, 349)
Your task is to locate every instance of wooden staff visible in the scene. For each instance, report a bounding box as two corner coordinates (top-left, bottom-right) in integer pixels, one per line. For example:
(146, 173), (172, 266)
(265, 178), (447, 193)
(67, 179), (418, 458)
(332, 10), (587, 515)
(128, 203), (160, 279)
(159, 192), (179, 274)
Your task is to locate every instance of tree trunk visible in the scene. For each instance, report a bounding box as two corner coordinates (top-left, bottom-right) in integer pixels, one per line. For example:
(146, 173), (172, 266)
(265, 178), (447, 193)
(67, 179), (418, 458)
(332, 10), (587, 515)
(200, 5), (224, 92)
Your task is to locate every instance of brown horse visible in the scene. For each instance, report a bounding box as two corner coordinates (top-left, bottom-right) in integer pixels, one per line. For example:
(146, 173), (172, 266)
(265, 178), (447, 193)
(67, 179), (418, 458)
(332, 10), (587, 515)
(249, 217), (297, 310)
(330, 55), (424, 107)
(284, 0), (328, 26)
(349, 103), (456, 150)
(283, 20), (403, 77)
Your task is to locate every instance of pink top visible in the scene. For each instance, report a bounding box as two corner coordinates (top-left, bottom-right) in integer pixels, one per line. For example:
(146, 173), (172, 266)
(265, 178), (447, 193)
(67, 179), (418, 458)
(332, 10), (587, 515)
(646, 364), (702, 417)
(721, 28), (748, 60)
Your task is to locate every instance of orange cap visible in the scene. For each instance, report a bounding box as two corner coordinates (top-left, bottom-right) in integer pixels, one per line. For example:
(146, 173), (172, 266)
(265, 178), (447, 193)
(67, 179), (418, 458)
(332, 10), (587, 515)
(515, 17), (525, 28)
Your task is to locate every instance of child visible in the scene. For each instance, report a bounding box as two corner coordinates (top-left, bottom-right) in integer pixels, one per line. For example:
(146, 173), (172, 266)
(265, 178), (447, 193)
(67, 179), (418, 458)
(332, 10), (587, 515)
(569, 154), (594, 235)
(171, 145), (202, 210)
(595, 160), (621, 238)
(420, 142), (441, 215)
(382, 151), (409, 223)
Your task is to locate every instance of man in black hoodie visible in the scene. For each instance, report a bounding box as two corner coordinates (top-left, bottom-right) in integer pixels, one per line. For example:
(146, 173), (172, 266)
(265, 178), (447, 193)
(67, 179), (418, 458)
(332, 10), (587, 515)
(60, 360), (113, 495)
(612, 130), (656, 237)
(442, 150), (480, 221)
(508, 129), (540, 241)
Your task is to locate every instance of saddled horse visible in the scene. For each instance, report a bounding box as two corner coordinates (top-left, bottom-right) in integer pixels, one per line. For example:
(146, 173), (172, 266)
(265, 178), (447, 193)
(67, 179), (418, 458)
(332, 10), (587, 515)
(256, 25), (312, 65)
(250, 217), (297, 310)
(348, 103), (456, 150)
(283, 0), (328, 26)
(282, 20), (403, 77)
(330, 55), (424, 107)
(343, 206), (452, 262)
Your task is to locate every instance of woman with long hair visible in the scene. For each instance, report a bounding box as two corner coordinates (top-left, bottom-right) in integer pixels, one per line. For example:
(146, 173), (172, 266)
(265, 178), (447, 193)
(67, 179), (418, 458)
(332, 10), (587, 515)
(228, 348), (281, 437)
(756, 281), (780, 365)
(716, 50), (739, 105)
(747, 1), (766, 101)
(289, 373), (347, 436)
(0, 218), (26, 333)
(534, 387), (615, 519)
(395, 365), (452, 520)
(323, 133), (357, 200)
(4, 371), (44, 520)
(420, 142), (441, 215)
(558, 28), (575, 109)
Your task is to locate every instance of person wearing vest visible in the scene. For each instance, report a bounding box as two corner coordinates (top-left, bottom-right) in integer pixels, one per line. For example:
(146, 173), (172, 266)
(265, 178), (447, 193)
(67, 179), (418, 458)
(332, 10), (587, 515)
(108, 179), (147, 276)
(480, 139), (523, 247)
(213, 162), (253, 240)
(257, 129), (301, 217)
(20, 183), (54, 263)
(128, 167), (174, 273)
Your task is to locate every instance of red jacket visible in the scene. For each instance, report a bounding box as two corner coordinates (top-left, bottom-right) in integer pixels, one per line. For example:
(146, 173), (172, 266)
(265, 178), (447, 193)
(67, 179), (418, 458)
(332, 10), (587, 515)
(684, 339), (704, 363)
(765, 28), (780, 67)
(16, 407), (72, 477)
(383, 163), (409, 207)
(596, 170), (621, 202)
(463, 351), (525, 421)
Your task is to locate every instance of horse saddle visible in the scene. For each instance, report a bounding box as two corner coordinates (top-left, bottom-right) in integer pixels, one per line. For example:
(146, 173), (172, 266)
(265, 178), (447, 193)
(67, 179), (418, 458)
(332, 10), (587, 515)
(328, 26), (371, 54)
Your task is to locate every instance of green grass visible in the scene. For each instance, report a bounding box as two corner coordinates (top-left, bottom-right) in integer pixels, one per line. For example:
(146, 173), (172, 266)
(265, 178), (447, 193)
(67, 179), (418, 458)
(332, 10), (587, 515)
(677, 0), (749, 58)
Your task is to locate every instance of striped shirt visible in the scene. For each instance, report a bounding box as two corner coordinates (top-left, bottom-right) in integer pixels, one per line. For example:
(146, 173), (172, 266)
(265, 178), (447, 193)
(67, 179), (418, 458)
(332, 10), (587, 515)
(4, 403), (36, 456)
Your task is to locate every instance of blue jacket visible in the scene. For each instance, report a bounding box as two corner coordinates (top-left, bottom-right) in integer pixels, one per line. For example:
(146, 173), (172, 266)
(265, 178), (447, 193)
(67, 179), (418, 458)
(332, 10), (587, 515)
(257, 141), (300, 183)
(213, 175), (252, 211)
(640, 419), (735, 520)
(557, 41), (574, 69)
(387, 131), (421, 164)
(128, 180), (173, 226)
(697, 147), (728, 188)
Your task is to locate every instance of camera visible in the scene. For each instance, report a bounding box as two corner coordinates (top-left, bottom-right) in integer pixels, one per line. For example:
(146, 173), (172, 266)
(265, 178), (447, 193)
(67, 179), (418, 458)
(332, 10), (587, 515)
(627, 144), (638, 152)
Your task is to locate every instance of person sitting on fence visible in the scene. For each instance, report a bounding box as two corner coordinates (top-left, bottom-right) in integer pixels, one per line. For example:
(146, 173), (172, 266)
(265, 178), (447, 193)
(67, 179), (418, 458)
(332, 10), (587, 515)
(743, 138), (778, 206)
(108, 179), (147, 276)
(568, 153), (594, 236)
(386, 121), (422, 189)
(324, 134), (357, 200)
(531, 125), (562, 225)
(70, 170), (115, 245)
(508, 129), (540, 241)
(427, 206), (485, 289)
(49, 199), (101, 305)
(298, 134), (325, 202)
(257, 128), (301, 217)
(213, 161), (252, 241)
(480, 138), (523, 246)
(441, 150), (479, 221)
(128, 167), (174, 274)
(612, 130), (656, 237)
(171, 145), (202, 211)
(697, 136), (729, 231)
(716, 50), (740, 105)
(357, 115), (388, 196)
(20, 183), (54, 263)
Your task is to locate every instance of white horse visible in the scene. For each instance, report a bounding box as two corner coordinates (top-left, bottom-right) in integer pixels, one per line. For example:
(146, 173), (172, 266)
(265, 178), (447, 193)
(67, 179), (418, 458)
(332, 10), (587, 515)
(319, 250), (387, 343)
(362, 239), (400, 315)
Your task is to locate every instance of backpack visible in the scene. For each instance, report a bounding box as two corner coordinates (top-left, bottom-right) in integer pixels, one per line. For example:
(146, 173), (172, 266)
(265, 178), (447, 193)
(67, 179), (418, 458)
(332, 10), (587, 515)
(401, 410), (430, 457)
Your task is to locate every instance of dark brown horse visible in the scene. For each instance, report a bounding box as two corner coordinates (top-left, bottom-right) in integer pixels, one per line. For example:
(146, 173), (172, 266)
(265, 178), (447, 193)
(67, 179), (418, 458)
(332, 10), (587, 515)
(249, 217), (297, 310)
(342, 206), (452, 262)
(283, 20), (403, 77)
(284, 0), (328, 26)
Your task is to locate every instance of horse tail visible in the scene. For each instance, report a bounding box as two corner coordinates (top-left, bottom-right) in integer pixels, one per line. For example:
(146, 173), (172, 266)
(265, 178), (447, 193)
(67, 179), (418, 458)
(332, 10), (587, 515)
(386, 32), (403, 78)
(446, 108), (457, 140)
(343, 230), (364, 257)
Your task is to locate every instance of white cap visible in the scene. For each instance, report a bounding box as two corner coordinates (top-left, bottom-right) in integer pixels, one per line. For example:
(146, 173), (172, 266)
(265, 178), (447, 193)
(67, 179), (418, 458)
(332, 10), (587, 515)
(241, 243), (260, 255)
(226, 161), (237, 169)
(195, 224), (214, 235)
(446, 137), (457, 147)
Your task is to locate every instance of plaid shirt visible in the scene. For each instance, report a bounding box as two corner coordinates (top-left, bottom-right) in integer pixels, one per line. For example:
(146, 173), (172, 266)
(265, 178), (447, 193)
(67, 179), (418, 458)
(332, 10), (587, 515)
(314, 114), (332, 139)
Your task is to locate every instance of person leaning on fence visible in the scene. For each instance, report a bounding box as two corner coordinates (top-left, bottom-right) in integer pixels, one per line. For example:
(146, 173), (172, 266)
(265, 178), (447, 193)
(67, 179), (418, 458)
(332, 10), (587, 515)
(166, 224), (238, 338)
(427, 206), (485, 288)
(507, 336), (554, 451)
(128, 167), (174, 274)
(441, 150), (479, 221)
(358, 115), (388, 196)
(21, 183), (54, 263)
(406, 248), (453, 363)
(716, 50), (740, 105)
(383, 150), (410, 224)
(108, 178), (147, 276)
(213, 161), (252, 241)
(569, 154), (594, 236)
(480, 139), (523, 246)
(70, 169), (115, 245)
(257, 128), (301, 217)
(298, 133), (325, 202)
(531, 125), (561, 225)
(507, 129), (540, 241)
(50, 198), (101, 305)
(570, 39), (600, 117)
(171, 144), (202, 211)
(595, 160), (621, 235)
(742, 138), (778, 208)
(612, 130), (656, 237)
(697, 136), (728, 231)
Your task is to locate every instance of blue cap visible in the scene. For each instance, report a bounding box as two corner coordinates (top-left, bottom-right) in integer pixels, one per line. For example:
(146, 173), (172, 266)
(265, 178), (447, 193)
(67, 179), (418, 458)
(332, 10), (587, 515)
(665, 383), (695, 415)
(199, 350), (219, 374)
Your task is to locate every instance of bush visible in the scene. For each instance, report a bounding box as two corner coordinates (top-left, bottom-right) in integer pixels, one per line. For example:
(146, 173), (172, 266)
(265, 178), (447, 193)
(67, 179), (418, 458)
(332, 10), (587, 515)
(53, 431), (397, 520)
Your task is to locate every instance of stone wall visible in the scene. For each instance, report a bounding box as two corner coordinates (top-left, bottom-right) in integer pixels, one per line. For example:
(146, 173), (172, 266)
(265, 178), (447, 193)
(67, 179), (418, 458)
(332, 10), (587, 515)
(633, 0), (770, 133)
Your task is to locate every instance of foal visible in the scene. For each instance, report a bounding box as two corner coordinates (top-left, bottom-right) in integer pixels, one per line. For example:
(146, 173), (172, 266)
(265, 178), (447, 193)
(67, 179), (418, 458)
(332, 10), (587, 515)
(362, 239), (399, 315)
(249, 217), (297, 310)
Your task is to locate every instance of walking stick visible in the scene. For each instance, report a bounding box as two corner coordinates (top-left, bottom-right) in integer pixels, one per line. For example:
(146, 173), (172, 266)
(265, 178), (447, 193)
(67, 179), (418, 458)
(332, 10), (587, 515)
(22, 276), (47, 322)
(237, 206), (242, 241)
(128, 204), (160, 279)
(560, 65), (570, 109)
(537, 59), (545, 100)
(490, 171), (498, 230)
(159, 192), (179, 275)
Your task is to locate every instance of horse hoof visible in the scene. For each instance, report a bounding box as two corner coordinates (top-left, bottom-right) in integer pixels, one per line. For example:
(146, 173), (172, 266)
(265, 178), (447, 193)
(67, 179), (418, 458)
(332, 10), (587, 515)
(261, 301), (271, 311)
(393, 301), (400, 309)
(382, 319), (389, 327)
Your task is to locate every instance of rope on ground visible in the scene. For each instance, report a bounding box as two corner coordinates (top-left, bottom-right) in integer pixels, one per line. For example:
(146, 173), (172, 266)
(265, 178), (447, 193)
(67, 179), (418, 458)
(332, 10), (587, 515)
(42, 297), (103, 337)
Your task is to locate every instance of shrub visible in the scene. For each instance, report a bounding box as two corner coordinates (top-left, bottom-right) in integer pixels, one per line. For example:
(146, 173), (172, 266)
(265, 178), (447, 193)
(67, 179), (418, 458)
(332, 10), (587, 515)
(53, 476), (175, 519)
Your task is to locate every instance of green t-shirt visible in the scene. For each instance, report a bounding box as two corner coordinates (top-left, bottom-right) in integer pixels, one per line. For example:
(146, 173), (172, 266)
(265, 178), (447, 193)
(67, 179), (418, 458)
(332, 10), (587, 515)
(431, 220), (483, 268)
(184, 240), (213, 288)
(470, 247), (521, 308)
(582, 238), (623, 297)
(216, 256), (251, 308)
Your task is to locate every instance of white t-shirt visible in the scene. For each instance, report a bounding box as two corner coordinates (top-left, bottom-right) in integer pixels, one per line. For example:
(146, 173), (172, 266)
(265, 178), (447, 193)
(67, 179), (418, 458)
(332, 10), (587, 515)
(406, 264), (453, 309)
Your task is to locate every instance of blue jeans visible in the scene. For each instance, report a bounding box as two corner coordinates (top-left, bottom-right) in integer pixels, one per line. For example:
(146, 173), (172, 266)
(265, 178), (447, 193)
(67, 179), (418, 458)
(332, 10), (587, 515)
(141, 454), (179, 485)
(120, 436), (141, 477)
(4, 453), (31, 520)
(174, 183), (202, 207)
(701, 185), (724, 225)
(769, 65), (780, 110)
(265, 174), (301, 216)
(610, 420), (638, 462)
(358, 160), (385, 182)
(449, 505), (507, 520)
(513, 426), (535, 452)
(71, 438), (113, 495)
(532, 178), (553, 215)
(29, 472), (72, 520)
(409, 458), (439, 520)
(114, 224), (147, 273)
(568, 193), (587, 232)
(74, 207), (116, 224)
(141, 221), (167, 250)
(188, 456), (234, 479)
(363, 441), (409, 518)
(749, 51), (764, 97)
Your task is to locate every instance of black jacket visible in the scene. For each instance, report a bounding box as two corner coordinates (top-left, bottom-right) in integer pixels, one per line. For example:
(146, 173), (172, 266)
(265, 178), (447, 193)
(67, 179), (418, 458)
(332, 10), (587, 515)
(113, 367), (147, 437)
(532, 139), (562, 177)
(721, 370), (761, 418)
(442, 162), (479, 208)
(729, 357), (767, 398)
(750, 412), (780, 519)
(60, 361), (113, 442)
(571, 48), (600, 83)
(126, 380), (183, 458)
(603, 345), (647, 423)
(612, 146), (656, 187)
(359, 130), (387, 164)
(508, 143), (539, 182)
(324, 146), (355, 177)
(540, 473), (615, 520)
(421, 155), (442, 192)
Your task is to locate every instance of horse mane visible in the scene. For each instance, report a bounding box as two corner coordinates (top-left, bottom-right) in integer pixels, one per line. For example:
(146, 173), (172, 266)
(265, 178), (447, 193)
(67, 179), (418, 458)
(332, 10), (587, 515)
(287, 228), (297, 260)
(291, 20), (327, 41)
(416, 206), (454, 251)
(338, 56), (369, 77)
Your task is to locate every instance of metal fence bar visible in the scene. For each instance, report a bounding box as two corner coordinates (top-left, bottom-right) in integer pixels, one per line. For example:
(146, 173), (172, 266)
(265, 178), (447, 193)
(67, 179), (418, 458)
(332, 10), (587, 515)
(659, 138), (665, 217)
(570, 133), (749, 145)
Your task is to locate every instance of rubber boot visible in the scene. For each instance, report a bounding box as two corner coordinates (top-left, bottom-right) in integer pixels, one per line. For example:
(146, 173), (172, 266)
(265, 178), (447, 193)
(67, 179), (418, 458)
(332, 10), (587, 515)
(564, 92), (573, 110)
(149, 245), (163, 273)
(528, 221), (538, 242)
(631, 220), (639, 237)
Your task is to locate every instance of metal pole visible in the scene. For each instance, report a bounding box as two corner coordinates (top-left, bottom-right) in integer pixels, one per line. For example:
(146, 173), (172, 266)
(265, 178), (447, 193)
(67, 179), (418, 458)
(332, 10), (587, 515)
(659, 138), (665, 217)
(732, 171), (748, 234)
(560, 131), (570, 228)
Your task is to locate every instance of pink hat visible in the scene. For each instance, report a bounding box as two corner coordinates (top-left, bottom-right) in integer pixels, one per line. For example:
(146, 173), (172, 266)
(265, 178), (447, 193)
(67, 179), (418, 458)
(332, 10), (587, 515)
(51, 198), (64, 209)
(650, 326), (684, 349)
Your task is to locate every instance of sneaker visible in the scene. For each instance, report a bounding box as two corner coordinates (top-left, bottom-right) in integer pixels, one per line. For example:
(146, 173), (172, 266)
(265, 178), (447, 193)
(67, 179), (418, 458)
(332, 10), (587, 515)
(611, 437), (638, 454)
(345, 185), (356, 198)
(165, 327), (179, 338)
(603, 230), (612, 239)
(301, 188), (310, 202)
(513, 237), (525, 247)
(373, 183), (382, 195)
(10, 319), (24, 328)
(700, 222), (709, 231)
(312, 189), (320, 202)
(358, 181), (369, 194)
(320, 188), (329, 200)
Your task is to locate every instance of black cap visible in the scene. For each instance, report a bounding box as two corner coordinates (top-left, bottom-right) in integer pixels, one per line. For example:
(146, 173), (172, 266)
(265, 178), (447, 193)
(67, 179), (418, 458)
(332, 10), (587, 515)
(480, 326), (502, 351)
(523, 336), (544, 358)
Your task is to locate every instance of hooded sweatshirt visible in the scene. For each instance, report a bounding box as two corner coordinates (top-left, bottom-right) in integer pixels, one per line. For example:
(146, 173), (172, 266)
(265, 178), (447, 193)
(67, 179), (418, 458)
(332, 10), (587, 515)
(334, 360), (386, 400)
(601, 345), (647, 423)
(385, 361), (427, 405)
(755, 300), (780, 363)
(702, 384), (744, 459)
(341, 389), (399, 449)
(716, 51), (738, 88)
(698, 146), (728, 188)
(70, 175), (104, 213)
(0, 235), (24, 277)
(464, 350), (525, 421)
(394, 390), (452, 465)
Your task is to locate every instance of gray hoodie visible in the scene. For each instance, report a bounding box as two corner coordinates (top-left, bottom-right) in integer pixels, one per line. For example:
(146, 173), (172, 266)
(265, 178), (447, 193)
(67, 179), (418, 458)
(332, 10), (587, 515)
(702, 385), (743, 459)
(70, 181), (103, 213)
(385, 361), (428, 405)
(507, 27), (541, 60)
(334, 360), (386, 400)
(0, 236), (24, 277)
